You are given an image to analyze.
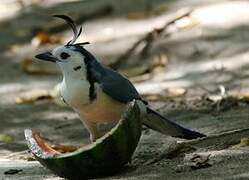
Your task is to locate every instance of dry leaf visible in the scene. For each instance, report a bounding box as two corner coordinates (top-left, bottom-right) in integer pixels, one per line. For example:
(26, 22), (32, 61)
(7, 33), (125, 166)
(16, 85), (67, 106)
(237, 92), (249, 100)
(0, 134), (14, 143)
(166, 87), (187, 97)
(15, 89), (52, 104)
(231, 137), (249, 149)
(31, 31), (62, 47)
(20, 58), (59, 75)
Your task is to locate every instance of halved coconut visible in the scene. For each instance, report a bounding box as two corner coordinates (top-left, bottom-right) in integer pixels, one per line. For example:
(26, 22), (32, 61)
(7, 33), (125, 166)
(25, 100), (142, 179)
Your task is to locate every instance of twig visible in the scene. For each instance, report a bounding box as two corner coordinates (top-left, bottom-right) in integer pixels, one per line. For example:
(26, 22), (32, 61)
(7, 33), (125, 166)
(179, 127), (249, 147)
(144, 127), (249, 165)
(111, 8), (193, 69)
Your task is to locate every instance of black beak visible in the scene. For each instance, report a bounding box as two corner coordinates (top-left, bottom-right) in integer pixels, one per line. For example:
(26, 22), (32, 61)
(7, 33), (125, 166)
(35, 51), (58, 63)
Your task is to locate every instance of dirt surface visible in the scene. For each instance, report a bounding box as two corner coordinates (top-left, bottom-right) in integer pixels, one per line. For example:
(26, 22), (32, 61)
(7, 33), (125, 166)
(1, 0), (249, 179)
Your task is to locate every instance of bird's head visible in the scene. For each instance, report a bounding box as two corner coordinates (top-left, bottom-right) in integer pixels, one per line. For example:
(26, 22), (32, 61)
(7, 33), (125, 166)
(35, 15), (92, 73)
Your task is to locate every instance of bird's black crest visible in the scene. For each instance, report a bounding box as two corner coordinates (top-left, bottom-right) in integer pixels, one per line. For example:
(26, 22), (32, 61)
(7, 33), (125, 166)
(53, 15), (90, 46)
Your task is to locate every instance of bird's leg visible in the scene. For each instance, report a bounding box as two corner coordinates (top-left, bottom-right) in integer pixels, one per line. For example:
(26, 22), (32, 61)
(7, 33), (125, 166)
(78, 112), (103, 142)
(82, 120), (100, 142)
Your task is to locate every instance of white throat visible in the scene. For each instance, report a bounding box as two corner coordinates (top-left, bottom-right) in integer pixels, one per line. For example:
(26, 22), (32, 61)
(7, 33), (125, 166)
(58, 60), (91, 110)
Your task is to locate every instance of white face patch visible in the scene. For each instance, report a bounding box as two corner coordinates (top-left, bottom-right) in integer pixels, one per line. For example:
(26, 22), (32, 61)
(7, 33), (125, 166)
(52, 46), (72, 62)
(52, 45), (86, 77)
(52, 46), (86, 62)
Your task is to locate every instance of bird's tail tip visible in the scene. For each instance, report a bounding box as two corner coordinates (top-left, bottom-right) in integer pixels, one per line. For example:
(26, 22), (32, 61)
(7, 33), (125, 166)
(145, 107), (206, 140)
(176, 128), (206, 140)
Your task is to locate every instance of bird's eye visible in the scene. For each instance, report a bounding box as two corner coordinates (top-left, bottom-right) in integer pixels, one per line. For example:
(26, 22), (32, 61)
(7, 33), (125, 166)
(60, 52), (70, 59)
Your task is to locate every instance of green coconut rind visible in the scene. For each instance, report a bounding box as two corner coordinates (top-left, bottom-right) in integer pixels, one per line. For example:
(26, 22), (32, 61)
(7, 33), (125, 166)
(25, 100), (142, 179)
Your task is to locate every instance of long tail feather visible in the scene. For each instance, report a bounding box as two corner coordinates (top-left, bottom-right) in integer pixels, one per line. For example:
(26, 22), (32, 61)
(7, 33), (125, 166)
(142, 107), (206, 139)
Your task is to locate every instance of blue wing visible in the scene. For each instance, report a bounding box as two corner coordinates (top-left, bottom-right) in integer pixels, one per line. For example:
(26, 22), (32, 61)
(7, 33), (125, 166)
(90, 60), (141, 103)
(74, 45), (142, 103)
(86, 52), (205, 139)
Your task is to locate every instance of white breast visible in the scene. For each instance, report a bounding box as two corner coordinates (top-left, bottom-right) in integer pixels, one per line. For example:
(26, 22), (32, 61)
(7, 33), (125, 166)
(60, 77), (90, 110)
(60, 78), (127, 124)
(58, 61), (127, 124)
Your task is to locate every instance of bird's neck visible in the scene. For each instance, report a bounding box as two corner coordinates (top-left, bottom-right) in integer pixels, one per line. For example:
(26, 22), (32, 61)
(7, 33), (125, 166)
(62, 70), (86, 82)
(58, 62), (87, 82)
(59, 63), (91, 109)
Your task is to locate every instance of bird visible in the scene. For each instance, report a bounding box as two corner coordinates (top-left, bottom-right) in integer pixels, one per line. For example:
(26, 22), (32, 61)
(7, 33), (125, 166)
(35, 15), (205, 142)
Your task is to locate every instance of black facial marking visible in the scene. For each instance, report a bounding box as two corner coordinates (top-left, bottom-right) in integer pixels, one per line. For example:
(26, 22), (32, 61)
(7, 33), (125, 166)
(70, 46), (97, 101)
(84, 57), (96, 102)
(60, 52), (70, 59)
(73, 65), (81, 71)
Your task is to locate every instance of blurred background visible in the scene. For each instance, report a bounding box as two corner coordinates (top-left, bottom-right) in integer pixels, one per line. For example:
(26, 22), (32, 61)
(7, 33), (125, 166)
(1, 0), (249, 179)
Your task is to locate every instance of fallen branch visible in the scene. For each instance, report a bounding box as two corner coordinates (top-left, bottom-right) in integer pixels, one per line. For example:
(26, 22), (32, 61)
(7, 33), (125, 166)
(111, 8), (193, 69)
(144, 127), (249, 165)
(180, 127), (249, 148)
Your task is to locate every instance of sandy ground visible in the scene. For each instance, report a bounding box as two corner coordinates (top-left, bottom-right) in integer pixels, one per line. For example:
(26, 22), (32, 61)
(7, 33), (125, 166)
(1, 0), (249, 179)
